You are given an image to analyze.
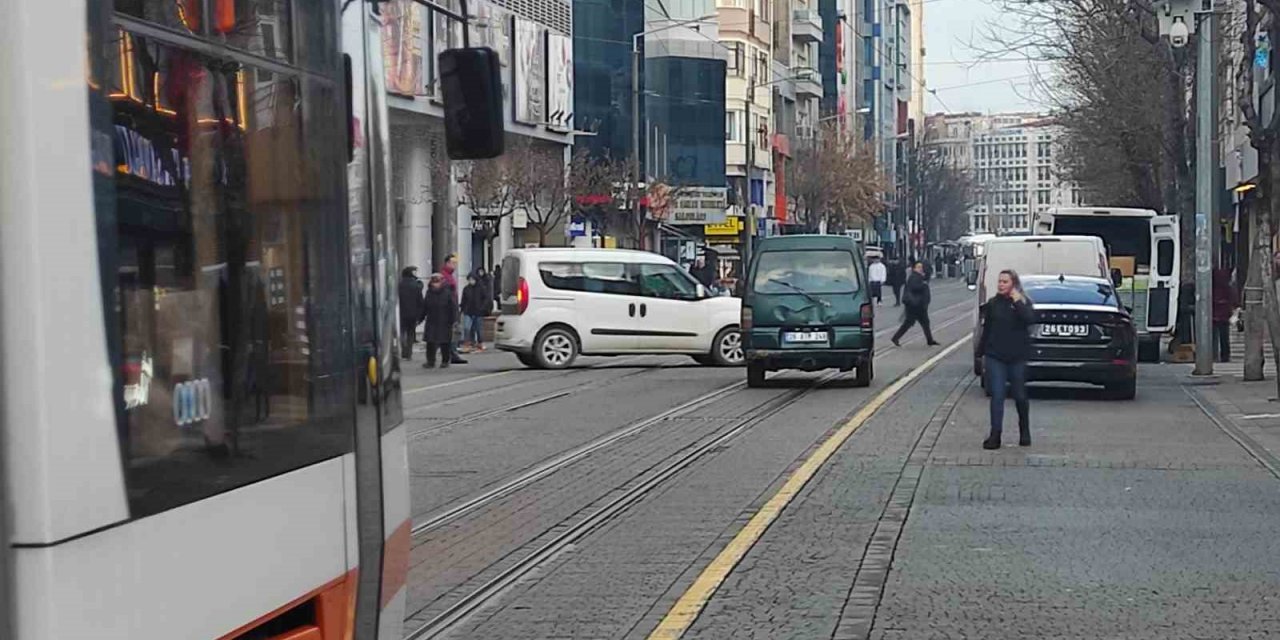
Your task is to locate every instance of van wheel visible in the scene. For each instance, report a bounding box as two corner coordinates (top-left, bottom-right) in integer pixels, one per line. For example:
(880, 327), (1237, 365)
(710, 327), (744, 366)
(853, 357), (874, 387)
(516, 353), (538, 368)
(747, 363), (767, 387)
(535, 328), (578, 369)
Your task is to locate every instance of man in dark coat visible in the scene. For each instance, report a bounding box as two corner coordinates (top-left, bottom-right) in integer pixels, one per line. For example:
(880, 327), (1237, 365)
(886, 257), (906, 306)
(891, 261), (939, 347)
(421, 273), (457, 368)
(690, 256), (716, 288)
(398, 266), (424, 360)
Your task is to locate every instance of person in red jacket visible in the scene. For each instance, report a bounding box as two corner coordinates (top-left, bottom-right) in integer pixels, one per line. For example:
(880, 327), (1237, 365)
(1212, 268), (1236, 363)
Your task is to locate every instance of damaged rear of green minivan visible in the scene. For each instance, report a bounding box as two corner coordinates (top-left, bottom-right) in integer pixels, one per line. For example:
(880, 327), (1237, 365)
(741, 235), (875, 388)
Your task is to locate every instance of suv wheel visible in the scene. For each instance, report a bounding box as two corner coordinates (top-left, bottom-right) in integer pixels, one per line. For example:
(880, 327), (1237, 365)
(710, 327), (744, 366)
(535, 328), (578, 369)
(853, 356), (873, 387)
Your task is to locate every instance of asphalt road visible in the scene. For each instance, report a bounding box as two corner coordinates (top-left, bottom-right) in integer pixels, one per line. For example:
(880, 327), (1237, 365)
(397, 279), (1280, 640)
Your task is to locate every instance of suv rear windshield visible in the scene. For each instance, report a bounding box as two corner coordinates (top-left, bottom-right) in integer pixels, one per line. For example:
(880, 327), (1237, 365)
(752, 250), (860, 295)
(1024, 280), (1120, 307)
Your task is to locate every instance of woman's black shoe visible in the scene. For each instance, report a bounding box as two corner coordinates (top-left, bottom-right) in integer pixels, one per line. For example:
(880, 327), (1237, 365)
(982, 438), (1001, 450)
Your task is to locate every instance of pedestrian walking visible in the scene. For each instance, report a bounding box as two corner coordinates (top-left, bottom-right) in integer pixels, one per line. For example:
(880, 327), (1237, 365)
(421, 273), (457, 369)
(690, 256), (716, 288)
(492, 263), (503, 307)
(1213, 268), (1236, 363)
(461, 271), (489, 352)
(891, 261), (939, 347)
(867, 256), (887, 306)
(398, 266), (424, 360)
(886, 257), (905, 306)
(440, 254), (467, 364)
(976, 270), (1035, 449)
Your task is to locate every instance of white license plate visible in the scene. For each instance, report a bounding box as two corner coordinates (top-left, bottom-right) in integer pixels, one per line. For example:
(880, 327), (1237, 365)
(1041, 324), (1089, 337)
(784, 331), (829, 343)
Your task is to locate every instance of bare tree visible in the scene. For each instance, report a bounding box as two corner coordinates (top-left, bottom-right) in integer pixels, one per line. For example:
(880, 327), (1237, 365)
(1236, 0), (1280, 389)
(909, 140), (973, 243)
(788, 123), (885, 233)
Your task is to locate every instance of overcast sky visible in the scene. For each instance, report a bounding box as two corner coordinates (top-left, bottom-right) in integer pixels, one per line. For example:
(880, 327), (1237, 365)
(921, 0), (1048, 115)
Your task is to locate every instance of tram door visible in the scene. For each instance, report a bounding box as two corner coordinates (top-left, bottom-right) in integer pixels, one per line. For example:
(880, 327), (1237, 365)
(344, 2), (409, 638)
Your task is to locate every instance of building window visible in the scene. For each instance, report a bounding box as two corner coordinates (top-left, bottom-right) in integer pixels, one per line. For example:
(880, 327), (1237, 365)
(726, 110), (743, 142)
(726, 42), (744, 77)
(1037, 189), (1049, 205)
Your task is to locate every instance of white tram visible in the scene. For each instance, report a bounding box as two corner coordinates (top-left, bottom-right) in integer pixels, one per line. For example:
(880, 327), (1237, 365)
(1, 0), (412, 638)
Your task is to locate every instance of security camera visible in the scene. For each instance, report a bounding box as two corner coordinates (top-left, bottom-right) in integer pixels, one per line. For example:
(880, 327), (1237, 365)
(1169, 17), (1190, 47)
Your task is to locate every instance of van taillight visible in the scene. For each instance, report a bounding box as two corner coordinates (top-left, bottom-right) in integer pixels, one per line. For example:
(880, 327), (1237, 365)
(516, 277), (530, 314)
(741, 306), (753, 331)
(860, 303), (874, 329)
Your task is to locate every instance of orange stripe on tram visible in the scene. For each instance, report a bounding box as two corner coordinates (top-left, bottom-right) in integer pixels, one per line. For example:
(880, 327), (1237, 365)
(216, 570), (357, 640)
(381, 519), (412, 608)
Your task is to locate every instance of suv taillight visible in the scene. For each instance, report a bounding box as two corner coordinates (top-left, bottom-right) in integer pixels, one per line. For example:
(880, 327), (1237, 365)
(860, 302), (874, 329)
(741, 306), (753, 331)
(516, 277), (530, 314)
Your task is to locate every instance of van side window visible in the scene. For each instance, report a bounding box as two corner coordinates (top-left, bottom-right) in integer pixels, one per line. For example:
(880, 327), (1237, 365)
(637, 264), (699, 299)
(539, 262), (640, 295)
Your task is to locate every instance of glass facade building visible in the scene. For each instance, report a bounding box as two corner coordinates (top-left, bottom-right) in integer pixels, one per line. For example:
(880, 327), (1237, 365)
(645, 57), (728, 187)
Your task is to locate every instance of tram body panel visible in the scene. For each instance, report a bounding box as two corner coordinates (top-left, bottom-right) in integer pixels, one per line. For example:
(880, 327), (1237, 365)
(12, 458), (350, 640)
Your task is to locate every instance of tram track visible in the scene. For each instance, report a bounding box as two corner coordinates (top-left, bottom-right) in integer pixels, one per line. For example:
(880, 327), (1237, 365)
(401, 306), (976, 638)
(402, 370), (847, 640)
(407, 301), (976, 535)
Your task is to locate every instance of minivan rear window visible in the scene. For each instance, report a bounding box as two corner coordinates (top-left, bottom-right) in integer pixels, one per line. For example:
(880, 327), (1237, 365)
(752, 250), (860, 295)
(501, 255), (521, 296)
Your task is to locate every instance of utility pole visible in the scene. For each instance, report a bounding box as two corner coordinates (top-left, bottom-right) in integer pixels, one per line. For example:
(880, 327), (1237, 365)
(741, 70), (756, 270)
(1193, 11), (1215, 376)
(632, 42), (643, 251)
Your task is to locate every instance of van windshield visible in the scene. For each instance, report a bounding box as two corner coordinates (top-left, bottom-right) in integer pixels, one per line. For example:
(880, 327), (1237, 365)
(752, 250), (860, 295)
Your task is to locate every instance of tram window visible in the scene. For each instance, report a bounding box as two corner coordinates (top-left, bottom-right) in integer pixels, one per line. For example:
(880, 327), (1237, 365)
(103, 34), (354, 518)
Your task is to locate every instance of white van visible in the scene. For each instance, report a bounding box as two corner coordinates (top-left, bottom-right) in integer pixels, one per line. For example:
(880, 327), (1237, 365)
(968, 235), (1112, 374)
(495, 249), (744, 369)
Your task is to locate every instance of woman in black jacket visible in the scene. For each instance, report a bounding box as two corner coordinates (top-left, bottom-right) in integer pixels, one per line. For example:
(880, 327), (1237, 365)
(421, 273), (458, 368)
(977, 269), (1036, 449)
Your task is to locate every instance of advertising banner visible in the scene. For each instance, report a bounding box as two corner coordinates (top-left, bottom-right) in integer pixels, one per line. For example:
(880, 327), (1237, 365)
(546, 32), (573, 130)
(512, 17), (546, 124)
(380, 0), (425, 96)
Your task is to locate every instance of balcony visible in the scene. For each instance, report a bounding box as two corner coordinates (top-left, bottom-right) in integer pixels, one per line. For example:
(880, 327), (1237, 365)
(792, 9), (824, 43)
(793, 66), (822, 98)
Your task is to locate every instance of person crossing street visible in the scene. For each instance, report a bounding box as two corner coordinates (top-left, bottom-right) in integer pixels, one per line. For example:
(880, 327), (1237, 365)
(868, 256), (887, 306)
(891, 261), (939, 347)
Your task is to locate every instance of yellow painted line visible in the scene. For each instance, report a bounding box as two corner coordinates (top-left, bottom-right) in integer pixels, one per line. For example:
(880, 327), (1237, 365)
(647, 336), (972, 640)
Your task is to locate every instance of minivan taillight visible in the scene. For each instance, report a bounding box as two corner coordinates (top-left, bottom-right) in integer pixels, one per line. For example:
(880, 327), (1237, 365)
(516, 277), (530, 314)
(741, 306), (753, 331)
(860, 303), (874, 329)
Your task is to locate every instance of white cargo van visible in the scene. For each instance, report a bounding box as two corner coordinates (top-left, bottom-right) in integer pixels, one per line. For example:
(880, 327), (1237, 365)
(1033, 207), (1180, 362)
(968, 235), (1112, 375)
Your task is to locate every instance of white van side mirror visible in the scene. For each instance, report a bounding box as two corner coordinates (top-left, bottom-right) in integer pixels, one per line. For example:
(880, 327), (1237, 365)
(696, 284), (708, 299)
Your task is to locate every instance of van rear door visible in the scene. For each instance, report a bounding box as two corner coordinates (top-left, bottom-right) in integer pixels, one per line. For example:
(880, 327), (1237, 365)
(1147, 215), (1179, 333)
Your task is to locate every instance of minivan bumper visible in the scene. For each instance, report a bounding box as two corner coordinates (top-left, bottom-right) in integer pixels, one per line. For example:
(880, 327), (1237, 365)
(746, 348), (872, 372)
(494, 316), (534, 354)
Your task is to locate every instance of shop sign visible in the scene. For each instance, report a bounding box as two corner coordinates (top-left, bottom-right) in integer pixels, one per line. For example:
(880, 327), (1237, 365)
(567, 216), (587, 237)
(667, 187), (729, 225)
(705, 218), (743, 236)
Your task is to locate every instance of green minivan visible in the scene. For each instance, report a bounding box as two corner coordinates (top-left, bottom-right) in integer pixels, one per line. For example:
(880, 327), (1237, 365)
(742, 235), (875, 388)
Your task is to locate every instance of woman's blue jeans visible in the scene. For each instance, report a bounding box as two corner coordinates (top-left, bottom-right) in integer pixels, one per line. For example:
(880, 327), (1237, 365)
(985, 356), (1030, 441)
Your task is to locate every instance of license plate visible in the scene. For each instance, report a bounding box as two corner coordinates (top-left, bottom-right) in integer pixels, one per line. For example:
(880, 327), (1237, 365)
(784, 331), (829, 343)
(1041, 324), (1089, 337)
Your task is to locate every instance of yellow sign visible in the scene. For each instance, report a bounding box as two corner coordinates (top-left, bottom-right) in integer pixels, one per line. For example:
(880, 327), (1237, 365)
(705, 218), (744, 236)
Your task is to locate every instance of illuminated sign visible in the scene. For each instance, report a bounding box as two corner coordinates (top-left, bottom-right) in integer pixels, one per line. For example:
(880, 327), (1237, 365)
(115, 125), (190, 186)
